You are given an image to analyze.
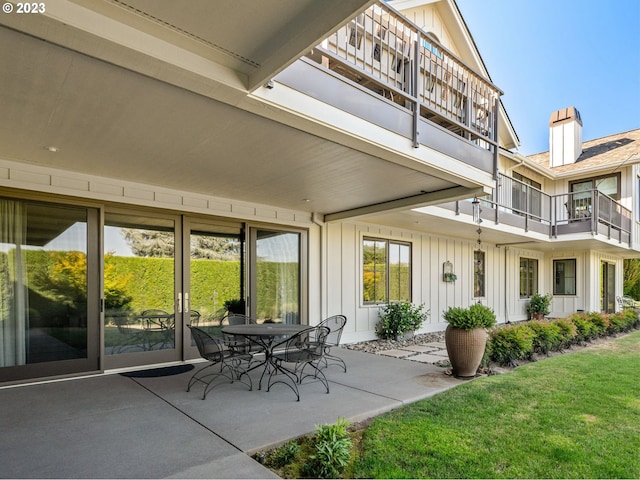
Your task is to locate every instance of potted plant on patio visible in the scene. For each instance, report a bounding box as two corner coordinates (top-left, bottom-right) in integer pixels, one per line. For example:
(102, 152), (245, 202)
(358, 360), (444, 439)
(527, 293), (552, 320)
(377, 301), (429, 340)
(443, 303), (496, 378)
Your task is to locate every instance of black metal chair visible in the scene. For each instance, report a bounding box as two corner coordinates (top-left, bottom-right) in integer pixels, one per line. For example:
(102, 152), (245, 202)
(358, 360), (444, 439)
(267, 325), (330, 401)
(186, 325), (252, 399)
(224, 314), (262, 355)
(316, 315), (348, 372)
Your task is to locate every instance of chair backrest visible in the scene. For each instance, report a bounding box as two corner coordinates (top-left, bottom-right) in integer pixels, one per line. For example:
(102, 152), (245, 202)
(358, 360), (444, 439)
(187, 325), (225, 362)
(227, 313), (255, 325)
(274, 326), (329, 362)
(189, 310), (201, 326)
(319, 315), (347, 347)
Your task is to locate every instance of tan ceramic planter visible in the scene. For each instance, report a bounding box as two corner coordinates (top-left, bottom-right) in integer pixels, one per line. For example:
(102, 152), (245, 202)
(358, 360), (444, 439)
(445, 325), (487, 378)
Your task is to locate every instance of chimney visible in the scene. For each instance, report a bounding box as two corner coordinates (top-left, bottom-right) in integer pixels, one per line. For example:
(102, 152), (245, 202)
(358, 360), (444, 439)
(549, 107), (583, 167)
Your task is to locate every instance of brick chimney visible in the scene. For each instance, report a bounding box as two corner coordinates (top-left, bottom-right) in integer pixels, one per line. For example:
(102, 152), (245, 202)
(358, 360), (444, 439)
(549, 107), (583, 167)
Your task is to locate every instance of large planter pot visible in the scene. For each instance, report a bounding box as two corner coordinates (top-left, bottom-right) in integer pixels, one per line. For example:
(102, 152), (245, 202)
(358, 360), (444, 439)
(445, 325), (487, 378)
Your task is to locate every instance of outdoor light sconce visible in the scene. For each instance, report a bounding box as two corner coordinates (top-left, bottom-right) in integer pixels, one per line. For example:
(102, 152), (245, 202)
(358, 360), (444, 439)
(443, 260), (457, 283)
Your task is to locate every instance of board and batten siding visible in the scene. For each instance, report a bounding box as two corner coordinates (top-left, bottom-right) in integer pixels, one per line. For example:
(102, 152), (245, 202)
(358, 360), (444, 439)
(325, 221), (531, 344)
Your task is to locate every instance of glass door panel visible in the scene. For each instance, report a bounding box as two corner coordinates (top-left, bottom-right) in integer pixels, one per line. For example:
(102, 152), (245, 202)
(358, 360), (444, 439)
(182, 220), (244, 356)
(252, 229), (301, 324)
(601, 262), (616, 314)
(103, 212), (179, 367)
(1, 198), (99, 382)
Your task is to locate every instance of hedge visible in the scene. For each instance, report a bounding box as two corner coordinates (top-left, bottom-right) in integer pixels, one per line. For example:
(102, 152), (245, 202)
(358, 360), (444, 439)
(488, 309), (640, 366)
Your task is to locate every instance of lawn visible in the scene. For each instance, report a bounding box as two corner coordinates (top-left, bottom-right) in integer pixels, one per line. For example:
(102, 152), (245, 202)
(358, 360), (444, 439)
(353, 331), (640, 479)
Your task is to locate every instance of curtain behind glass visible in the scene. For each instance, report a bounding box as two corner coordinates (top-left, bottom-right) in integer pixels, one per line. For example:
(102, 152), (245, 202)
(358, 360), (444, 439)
(0, 200), (27, 367)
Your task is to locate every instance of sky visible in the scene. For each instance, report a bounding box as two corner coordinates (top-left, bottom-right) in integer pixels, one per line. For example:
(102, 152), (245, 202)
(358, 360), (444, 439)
(456, 0), (640, 155)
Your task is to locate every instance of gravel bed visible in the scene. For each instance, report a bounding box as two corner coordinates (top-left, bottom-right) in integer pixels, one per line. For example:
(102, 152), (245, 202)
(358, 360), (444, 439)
(342, 331), (446, 354)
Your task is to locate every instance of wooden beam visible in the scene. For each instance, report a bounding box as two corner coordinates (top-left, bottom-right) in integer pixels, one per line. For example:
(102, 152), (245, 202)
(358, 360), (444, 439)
(323, 185), (490, 222)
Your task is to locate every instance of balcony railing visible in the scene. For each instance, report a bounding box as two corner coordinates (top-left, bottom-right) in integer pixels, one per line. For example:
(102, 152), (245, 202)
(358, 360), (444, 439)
(305, 1), (501, 152)
(449, 173), (632, 245)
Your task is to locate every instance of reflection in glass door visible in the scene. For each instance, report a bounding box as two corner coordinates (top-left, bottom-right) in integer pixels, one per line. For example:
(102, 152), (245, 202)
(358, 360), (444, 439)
(601, 261), (616, 313)
(182, 220), (243, 356)
(0, 198), (99, 383)
(103, 212), (179, 368)
(252, 229), (301, 324)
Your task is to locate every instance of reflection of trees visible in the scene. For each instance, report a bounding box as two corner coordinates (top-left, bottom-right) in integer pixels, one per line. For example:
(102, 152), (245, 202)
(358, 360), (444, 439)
(33, 251), (87, 308)
(104, 253), (133, 311)
(122, 229), (240, 260)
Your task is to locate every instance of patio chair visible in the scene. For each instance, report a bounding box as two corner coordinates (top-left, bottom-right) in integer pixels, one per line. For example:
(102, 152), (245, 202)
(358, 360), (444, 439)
(316, 315), (348, 372)
(267, 325), (330, 401)
(186, 325), (253, 399)
(224, 314), (263, 355)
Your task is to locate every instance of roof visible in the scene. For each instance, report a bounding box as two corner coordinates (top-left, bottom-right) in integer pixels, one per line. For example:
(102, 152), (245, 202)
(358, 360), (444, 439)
(527, 128), (640, 176)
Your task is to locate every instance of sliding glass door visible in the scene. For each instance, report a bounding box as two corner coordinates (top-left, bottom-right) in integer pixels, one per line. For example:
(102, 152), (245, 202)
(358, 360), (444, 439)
(250, 228), (304, 324)
(0, 198), (99, 382)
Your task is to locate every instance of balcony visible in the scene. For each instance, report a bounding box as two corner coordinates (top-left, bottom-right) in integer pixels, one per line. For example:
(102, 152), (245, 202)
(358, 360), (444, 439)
(276, 1), (501, 175)
(447, 173), (633, 245)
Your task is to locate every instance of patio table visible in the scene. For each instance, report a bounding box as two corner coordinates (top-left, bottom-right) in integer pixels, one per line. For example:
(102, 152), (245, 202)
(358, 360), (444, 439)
(221, 323), (310, 390)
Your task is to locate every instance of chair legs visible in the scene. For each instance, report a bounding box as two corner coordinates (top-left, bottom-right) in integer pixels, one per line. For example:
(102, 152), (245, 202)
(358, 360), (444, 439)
(322, 351), (347, 373)
(267, 361), (300, 401)
(299, 360), (330, 394)
(187, 359), (252, 400)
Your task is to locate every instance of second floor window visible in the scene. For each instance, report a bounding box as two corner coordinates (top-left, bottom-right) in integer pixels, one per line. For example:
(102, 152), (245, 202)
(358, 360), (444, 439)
(474, 250), (485, 298)
(554, 259), (577, 295)
(363, 238), (411, 304)
(520, 258), (538, 298)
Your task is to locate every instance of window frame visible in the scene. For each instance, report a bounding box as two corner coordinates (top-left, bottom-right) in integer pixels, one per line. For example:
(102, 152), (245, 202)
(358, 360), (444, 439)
(362, 236), (412, 305)
(569, 173), (621, 201)
(519, 257), (539, 298)
(553, 258), (577, 296)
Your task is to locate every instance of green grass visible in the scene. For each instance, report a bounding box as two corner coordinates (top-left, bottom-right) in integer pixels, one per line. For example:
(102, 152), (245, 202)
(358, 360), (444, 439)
(354, 331), (640, 479)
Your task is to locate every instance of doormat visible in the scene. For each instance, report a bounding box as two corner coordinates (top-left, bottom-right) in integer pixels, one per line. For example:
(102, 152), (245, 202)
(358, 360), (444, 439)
(120, 364), (194, 378)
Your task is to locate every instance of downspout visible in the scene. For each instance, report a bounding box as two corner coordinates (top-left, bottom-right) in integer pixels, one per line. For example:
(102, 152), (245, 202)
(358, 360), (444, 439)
(312, 212), (326, 325)
(504, 246), (510, 323)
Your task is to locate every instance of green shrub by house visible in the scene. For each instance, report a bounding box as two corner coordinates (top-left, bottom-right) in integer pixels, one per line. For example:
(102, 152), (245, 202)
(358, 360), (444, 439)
(377, 301), (428, 340)
(488, 323), (535, 366)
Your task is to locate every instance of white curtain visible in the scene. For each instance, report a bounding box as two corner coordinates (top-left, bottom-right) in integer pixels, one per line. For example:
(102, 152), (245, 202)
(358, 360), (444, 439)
(0, 199), (28, 367)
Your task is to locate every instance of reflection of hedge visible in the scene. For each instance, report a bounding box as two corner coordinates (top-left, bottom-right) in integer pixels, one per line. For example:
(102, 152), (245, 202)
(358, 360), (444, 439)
(363, 265), (410, 302)
(7, 250), (299, 321)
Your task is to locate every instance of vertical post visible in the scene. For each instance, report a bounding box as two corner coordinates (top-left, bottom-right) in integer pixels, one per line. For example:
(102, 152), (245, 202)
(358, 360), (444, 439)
(492, 96), (499, 180)
(412, 33), (420, 148)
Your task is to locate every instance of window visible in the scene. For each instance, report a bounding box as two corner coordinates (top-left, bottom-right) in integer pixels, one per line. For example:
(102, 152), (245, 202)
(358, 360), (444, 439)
(520, 258), (538, 298)
(363, 238), (411, 304)
(554, 259), (576, 295)
(474, 250), (485, 297)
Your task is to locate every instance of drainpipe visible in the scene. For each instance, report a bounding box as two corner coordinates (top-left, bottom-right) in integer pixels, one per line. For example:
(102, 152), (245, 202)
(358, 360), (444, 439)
(504, 246), (510, 323)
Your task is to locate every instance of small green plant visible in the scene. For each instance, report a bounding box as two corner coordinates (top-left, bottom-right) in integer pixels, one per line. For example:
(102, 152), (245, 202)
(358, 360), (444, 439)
(264, 440), (300, 468)
(377, 301), (428, 340)
(442, 303), (496, 330)
(303, 418), (352, 479)
(526, 292), (552, 316)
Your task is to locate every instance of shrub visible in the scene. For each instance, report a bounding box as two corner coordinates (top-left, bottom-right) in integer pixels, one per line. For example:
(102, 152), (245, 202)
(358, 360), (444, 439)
(488, 323), (535, 366)
(303, 418), (352, 479)
(526, 293), (552, 316)
(552, 317), (578, 348)
(569, 313), (599, 342)
(264, 441), (300, 468)
(443, 303), (497, 330)
(377, 302), (428, 340)
(528, 320), (563, 354)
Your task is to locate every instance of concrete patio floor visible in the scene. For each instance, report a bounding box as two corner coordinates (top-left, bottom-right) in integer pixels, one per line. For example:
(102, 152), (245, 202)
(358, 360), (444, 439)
(0, 348), (467, 479)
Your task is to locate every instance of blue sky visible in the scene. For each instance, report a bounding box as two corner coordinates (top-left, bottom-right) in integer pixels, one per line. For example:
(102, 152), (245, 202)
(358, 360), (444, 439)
(456, 0), (640, 155)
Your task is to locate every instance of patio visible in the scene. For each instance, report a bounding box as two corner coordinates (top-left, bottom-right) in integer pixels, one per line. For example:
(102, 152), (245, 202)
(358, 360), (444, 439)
(0, 348), (463, 479)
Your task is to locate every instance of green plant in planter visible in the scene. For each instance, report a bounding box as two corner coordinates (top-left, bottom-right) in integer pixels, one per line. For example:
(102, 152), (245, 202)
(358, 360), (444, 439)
(443, 303), (496, 377)
(377, 301), (429, 340)
(442, 303), (496, 330)
(527, 292), (552, 317)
